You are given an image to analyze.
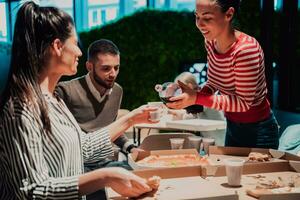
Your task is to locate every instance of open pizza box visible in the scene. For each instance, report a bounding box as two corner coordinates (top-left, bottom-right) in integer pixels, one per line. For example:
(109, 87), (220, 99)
(128, 149), (207, 170)
(202, 160), (300, 200)
(107, 166), (238, 200)
(207, 146), (300, 166)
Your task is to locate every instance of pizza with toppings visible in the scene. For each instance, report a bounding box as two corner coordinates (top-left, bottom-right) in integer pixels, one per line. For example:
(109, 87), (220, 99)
(246, 174), (300, 198)
(248, 152), (270, 162)
(136, 154), (209, 168)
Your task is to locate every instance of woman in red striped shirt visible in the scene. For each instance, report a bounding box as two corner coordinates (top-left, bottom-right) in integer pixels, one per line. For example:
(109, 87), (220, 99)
(167, 0), (279, 149)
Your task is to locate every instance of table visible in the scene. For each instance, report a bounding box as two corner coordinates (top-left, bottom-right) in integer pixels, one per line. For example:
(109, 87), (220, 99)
(166, 119), (226, 132)
(133, 118), (226, 145)
(133, 122), (178, 145)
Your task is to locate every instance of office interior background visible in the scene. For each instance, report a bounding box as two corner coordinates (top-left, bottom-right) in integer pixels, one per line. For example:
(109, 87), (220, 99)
(0, 0), (300, 134)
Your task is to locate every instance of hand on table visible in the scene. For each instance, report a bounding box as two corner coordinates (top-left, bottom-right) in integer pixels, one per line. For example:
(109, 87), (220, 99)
(106, 167), (151, 197)
(130, 147), (145, 154)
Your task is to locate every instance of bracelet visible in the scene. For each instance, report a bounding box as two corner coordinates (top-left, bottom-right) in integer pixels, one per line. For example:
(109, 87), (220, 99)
(126, 144), (137, 153)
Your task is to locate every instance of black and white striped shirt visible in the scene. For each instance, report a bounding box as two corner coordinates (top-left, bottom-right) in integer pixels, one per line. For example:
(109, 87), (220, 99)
(0, 94), (113, 199)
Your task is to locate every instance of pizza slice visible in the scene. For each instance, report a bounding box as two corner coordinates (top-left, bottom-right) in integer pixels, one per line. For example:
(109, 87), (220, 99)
(248, 152), (270, 162)
(247, 175), (300, 198)
(146, 176), (161, 190)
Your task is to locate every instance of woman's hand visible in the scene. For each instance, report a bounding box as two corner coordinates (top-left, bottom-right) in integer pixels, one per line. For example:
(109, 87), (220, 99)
(130, 147), (145, 154)
(166, 81), (197, 109)
(105, 167), (151, 197)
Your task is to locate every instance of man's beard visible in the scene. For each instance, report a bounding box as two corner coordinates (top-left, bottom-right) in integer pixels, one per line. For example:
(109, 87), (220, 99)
(93, 70), (114, 89)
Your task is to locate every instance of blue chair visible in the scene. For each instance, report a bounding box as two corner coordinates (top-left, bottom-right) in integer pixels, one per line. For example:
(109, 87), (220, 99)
(278, 124), (300, 155)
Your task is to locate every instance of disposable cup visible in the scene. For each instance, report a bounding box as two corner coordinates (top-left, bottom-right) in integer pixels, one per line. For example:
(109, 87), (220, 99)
(149, 110), (162, 121)
(169, 138), (185, 149)
(224, 158), (245, 186)
(147, 102), (163, 121)
(202, 138), (215, 154)
(188, 136), (202, 152)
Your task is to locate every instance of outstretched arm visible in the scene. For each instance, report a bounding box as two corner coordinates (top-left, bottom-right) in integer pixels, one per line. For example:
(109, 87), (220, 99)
(107, 105), (158, 142)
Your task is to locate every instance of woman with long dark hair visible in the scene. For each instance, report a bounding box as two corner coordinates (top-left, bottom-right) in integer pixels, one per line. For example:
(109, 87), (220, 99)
(0, 2), (153, 199)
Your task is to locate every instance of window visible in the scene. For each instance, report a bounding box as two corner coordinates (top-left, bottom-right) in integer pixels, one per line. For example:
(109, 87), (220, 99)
(39, 0), (74, 18)
(133, 0), (147, 11)
(92, 10), (98, 23)
(89, 9), (99, 28)
(0, 2), (8, 42)
(106, 7), (118, 21)
(151, 0), (195, 11)
(274, 0), (282, 11)
(176, 0), (195, 11)
(101, 10), (106, 24)
(88, 0), (119, 5)
(87, 0), (119, 29)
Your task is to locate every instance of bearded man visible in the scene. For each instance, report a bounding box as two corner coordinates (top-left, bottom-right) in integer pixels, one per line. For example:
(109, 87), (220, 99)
(56, 39), (139, 172)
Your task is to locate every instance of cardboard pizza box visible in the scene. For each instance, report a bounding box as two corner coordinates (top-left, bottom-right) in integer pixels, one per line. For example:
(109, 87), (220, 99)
(106, 162), (300, 200)
(202, 160), (300, 177)
(204, 161), (300, 200)
(128, 149), (207, 170)
(107, 166), (238, 200)
(209, 146), (300, 161)
(207, 146), (300, 167)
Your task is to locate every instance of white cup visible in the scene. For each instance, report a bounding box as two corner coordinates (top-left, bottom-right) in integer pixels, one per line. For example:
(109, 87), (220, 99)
(224, 158), (245, 186)
(169, 138), (185, 149)
(202, 138), (215, 154)
(149, 110), (162, 121)
(188, 136), (202, 152)
(147, 102), (164, 122)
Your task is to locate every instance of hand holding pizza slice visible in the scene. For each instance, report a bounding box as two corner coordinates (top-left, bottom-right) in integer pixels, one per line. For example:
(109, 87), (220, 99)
(146, 176), (161, 190)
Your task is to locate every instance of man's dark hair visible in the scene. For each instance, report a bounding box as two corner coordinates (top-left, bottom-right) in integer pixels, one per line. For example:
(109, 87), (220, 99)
(87, 39), (120, 62)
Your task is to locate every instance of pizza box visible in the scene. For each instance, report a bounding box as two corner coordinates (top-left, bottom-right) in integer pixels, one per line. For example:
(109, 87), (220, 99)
(203, 160), (300, 177)
(206, 146), (300, 167)
(128, 149), (207, 170)
(208, 146), (300, 161)
(107, 161), (300, 199)
(106, 166), (238, 200)
(204, 161), (300, 200)
(166, 119), (226, 131)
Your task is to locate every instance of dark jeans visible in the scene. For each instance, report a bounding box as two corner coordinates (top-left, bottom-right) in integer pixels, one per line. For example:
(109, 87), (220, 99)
(85, 159), (132, 200)
(225, 112), (279, 149)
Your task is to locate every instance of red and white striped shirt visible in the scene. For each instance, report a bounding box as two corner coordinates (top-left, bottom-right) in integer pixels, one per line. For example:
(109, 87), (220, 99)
(196, 32), (270, 123)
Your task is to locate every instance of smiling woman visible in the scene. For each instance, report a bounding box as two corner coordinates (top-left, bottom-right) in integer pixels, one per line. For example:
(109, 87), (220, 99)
(0, 1), (153, 199)
(167, 0), (279, 149)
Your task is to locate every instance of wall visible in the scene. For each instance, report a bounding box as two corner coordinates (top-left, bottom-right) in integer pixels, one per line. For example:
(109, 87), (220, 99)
(0, 42), (11, 96)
